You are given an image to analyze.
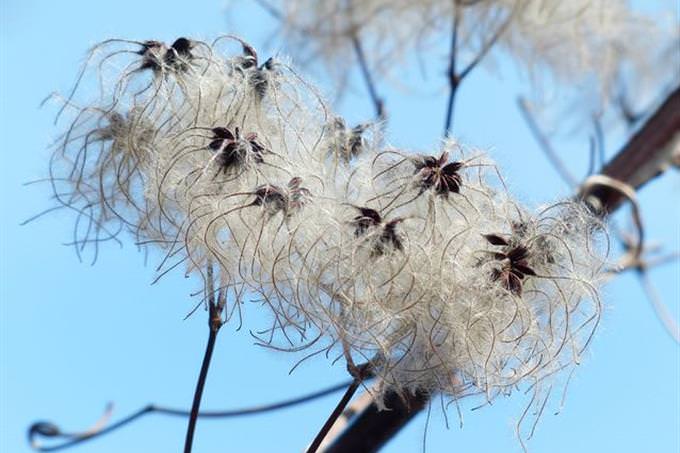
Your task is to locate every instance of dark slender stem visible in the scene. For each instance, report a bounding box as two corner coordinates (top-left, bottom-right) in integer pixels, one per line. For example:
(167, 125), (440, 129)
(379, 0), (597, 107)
(256, 0), (384, 122)
(184, 327), (218, 453)
(444, 6), (514, 137)
(351, 36), (384, 120)
(306, 378), (362, 453)
(443, 83), (460, 138)
(443, 9), (460, 137)
(184, 261), (221, 453)
(29, 381), (355, 452)
(323, 388), (430, 453)
(166, 379), (355, 418)
(459, 4), (516, 82)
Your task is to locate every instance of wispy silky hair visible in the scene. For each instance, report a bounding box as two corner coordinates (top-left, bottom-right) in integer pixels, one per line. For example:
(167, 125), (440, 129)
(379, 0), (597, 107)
(268, 0), (671, 106)
(607, 16), (680, 120)
(44, 36), (608, 445)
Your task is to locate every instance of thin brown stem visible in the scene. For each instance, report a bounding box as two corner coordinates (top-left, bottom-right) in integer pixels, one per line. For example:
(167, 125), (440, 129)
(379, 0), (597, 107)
(306, 378), (362, 453)
(306, 359), (375, 453)
(255, 0), (384, 121)
(323, 388), (430, 453)
(443, 8), (461, 137)
(183, 325), (219, 453)
(444, 5), (513, 136)
(28, 381), (354, 452)
(351, 35), (384, 120)
(184, 263), (223, 453)
(458, 9), (512, 81)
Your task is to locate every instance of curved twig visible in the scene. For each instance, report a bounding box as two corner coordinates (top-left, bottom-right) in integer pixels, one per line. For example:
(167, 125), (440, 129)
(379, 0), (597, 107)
(28, 380), (354, 452)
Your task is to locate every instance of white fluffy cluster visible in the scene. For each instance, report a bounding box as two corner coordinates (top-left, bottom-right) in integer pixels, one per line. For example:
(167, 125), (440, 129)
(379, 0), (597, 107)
(49, 37), (607, 418)
(272, 0), (669, 102)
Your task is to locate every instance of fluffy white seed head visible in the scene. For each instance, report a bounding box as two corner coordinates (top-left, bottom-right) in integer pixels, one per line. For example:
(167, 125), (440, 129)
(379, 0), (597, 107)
(46, 36), (608, 438)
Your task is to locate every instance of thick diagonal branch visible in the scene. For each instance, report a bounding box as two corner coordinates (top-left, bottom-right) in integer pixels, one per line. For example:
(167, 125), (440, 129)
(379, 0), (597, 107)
(581, 86), (680, 213)
(322, 389), (429, 453)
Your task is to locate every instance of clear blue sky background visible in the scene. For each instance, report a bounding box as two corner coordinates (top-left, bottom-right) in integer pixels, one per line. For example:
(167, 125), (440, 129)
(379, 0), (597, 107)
(1, 1), (678, 452)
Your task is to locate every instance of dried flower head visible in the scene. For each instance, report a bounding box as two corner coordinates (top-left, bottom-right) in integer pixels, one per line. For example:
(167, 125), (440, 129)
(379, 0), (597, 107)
(483, 234), (537, 295)
(413, 151), (463, 197)
(43, 36), (608, 446)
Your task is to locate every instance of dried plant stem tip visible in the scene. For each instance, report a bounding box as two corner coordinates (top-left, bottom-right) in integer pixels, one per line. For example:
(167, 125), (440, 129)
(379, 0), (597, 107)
(184, 300), (224, 453)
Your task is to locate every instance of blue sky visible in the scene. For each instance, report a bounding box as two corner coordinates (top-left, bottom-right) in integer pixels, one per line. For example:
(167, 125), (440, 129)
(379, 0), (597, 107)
(1, 1), (678, 452)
